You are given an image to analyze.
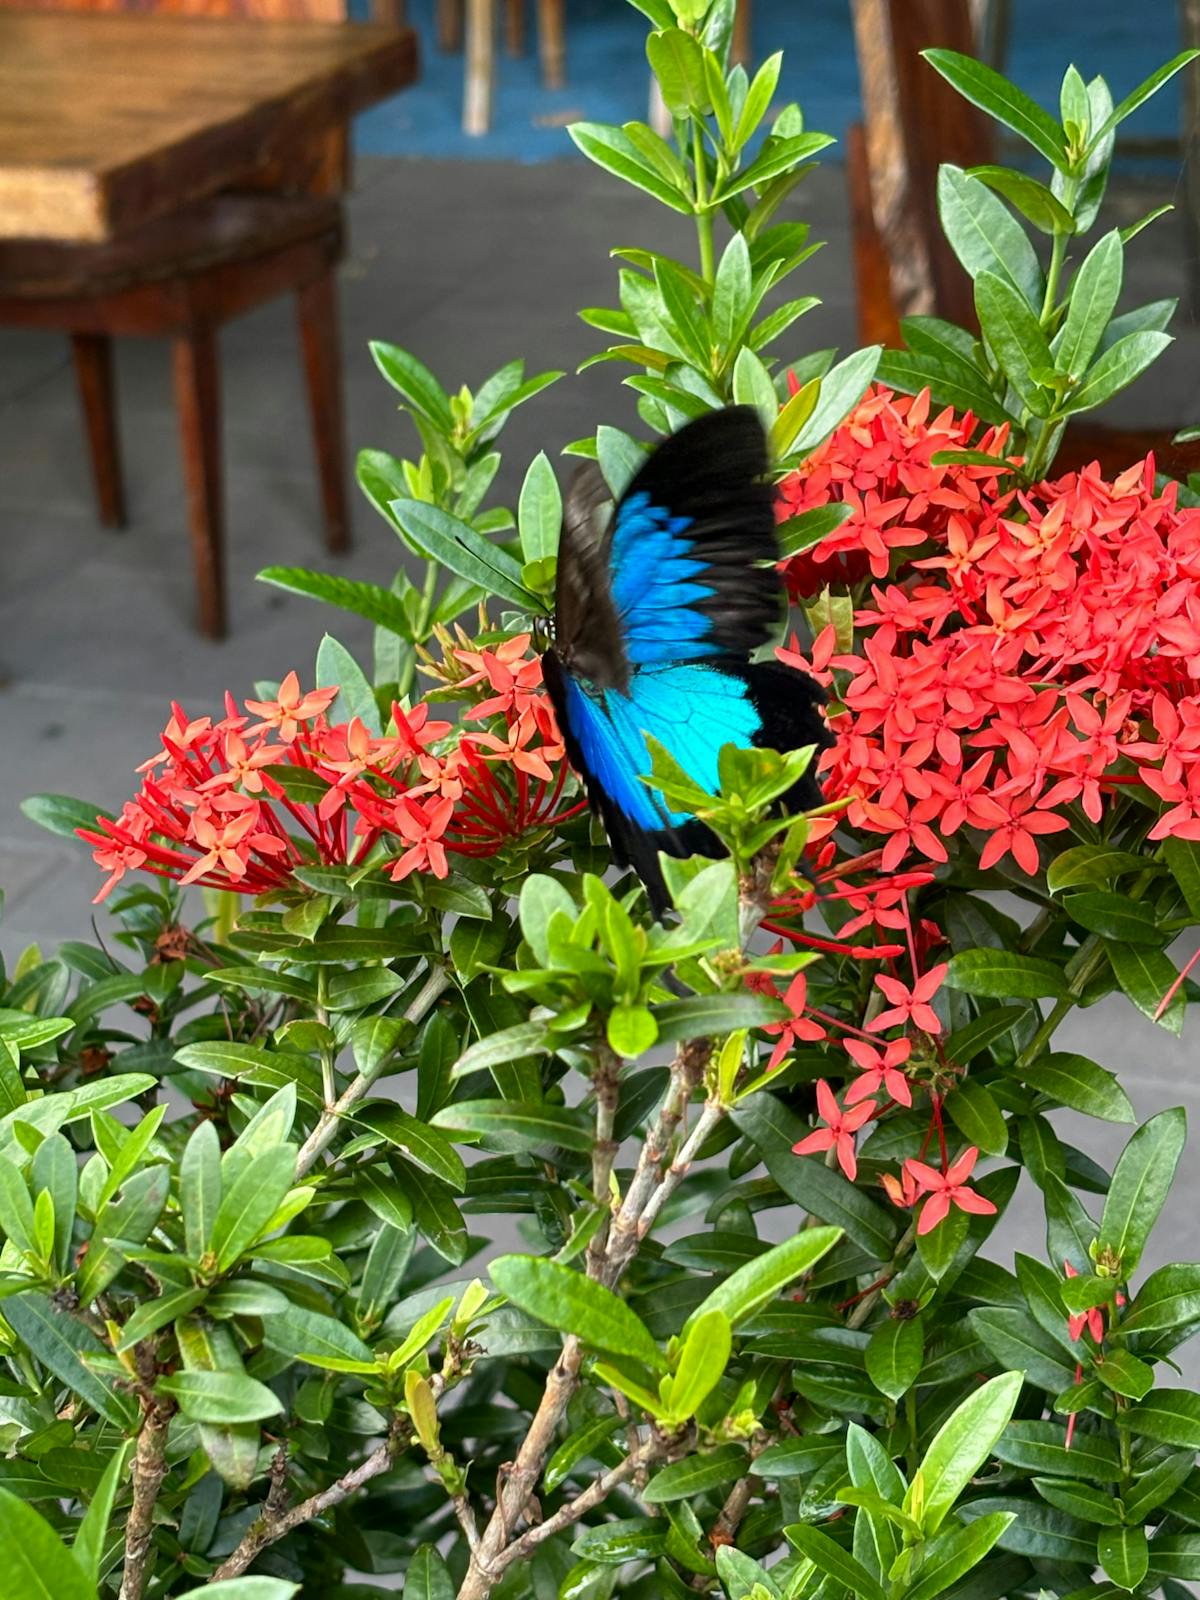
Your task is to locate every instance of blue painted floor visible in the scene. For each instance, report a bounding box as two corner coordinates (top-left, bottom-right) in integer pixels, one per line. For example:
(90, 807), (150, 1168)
(352, 0), (1185, 165)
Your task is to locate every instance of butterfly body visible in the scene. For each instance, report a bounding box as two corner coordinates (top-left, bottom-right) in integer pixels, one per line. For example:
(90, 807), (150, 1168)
(543, 407), (830, 912)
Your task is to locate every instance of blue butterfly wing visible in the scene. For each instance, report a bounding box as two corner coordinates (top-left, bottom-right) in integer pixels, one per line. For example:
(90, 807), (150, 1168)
(546, 408), (829, 912)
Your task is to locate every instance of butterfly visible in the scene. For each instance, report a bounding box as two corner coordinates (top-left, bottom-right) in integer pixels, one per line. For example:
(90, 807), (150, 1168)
(541, 406), (831, 915)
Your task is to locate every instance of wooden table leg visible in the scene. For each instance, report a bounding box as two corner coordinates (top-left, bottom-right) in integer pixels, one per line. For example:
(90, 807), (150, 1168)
(505, 0), (524, 56)
(732, 0), (751, 66)
(172, 327), (225, 639)
(538, 0), (565, 90)
(464, 0), (495, 135)
(297, 270), (350, 555)
(71, 332), (126, 530)
(438, 0), (463, 52)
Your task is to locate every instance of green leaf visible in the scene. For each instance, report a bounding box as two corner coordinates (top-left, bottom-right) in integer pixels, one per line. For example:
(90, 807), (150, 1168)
(73, 1440), (135, 1585)
(544, 1413), (624, 1493)
(662, 1309), (731, 1421)
(943, 1005), (1026, 1065)
(865, 1313), (924, 1400)
(391, 499), (539, 611)
(392, 1162), (468, 1265)
(1105, 941), (1186, 1034)
(267, 1305), (375, 1370)
(783, 1524), (885, 1600)
(607, 1004), (659, 1058)
(569, 122), (693, 214)
(0, 1153), (36, 1258)
(316, 633), (381, 735)
(370, 342), (453, 428)
(945, 949), (1067, 999)
(876, 348), (1012, 428)
(1098, 1107), (1186, 1274)
(1047, 844), (1149, 893)
(432, 1099), (592, 1154)
(490, 1254), (665, 1369)
(734, 51), (783, 151)
(1125, 1389), (1200, 1448)
(257, 567), (414, 636)
(159, 1369), (283, 1424)
(653, 991), (785, 1042)
(1087, 50), (1200, 151)
(1163, 835), (1200, 919)
(993, 1419), (1118, 1481)
(1098, 1524), (1149, 1591)
(518, 451), (562, 563)
(923, 50), (1068, 168)
(3, 1293), (137, 1427)
(645, 1443), (748, 1503)
(937, 165), (1043, 308)
(970, 1306), (1076, 1393)
(686, 1228), (841, 1334)
(450, 1021), (555, 1080)
(1061, 331), (1173, 416)
(1062, 891), (1163, 945)
(906, 1371), (1024, 1535)
(208, 1144), (296, 1272)
(1021, 1052), (1134, 1123)
(0, 1488), (98, 1600)
(905, 1512), (1017, 1600)
(966, 165), (1075, 233)
(713, 232), (752, 350)
(732, 346), (779, 434)
(19, 793), (111, 842)
(646, 26), (709, 114)
(946, 1078), (1009, 1155)
(403, 1546), (455, 1600)
(1056, 230), (1123, 379)
(78, 1164), (169, 1301)
(790, 345), (882, 458)
(776, 502), (853, 558)
(975, 270), (1055, 415)
(1033, 1476), (1123, 1525)
(353, 1104), (466, 1190)
(1122, 1263), (1200, 1334)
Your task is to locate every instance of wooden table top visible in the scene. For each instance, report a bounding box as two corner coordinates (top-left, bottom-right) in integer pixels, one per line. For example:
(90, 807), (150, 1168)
(0, 11), (418, 242)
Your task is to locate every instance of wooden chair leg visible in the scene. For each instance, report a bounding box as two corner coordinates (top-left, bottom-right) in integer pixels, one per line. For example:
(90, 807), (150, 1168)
(537, 0), (564, 89)
(171, 327), (226, 639)
(437, 0), (463, 51)
(504, 0), (524, 55)
(297, 270), (350, 556)
(464, 0), (496, 135)
(71, 333), (126, 529)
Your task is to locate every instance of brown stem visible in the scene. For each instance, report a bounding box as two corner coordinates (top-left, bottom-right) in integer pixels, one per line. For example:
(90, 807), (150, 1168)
(586, 1044), (621, 1277)
(296, 964), (450, 1177)
(118, 1399), (173, 1600)
(212, 1419), (411, 1581)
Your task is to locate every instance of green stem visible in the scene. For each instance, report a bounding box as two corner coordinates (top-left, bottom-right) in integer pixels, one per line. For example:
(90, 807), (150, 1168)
(316, 967), (335, 1106)
(692, 119), (714, 284)
(1040, 228), (1069, 324)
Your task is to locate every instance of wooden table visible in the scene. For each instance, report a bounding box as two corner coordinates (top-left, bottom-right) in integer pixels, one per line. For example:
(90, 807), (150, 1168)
(0, 11), (419, 241)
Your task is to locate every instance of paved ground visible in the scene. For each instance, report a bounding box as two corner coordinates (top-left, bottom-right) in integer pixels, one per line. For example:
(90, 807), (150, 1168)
(3, 157), (1200, 1405)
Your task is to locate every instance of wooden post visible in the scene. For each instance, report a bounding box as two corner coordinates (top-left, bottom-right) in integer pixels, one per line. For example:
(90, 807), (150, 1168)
(537, 0), (564, 90)
(463, 0), (495, 134)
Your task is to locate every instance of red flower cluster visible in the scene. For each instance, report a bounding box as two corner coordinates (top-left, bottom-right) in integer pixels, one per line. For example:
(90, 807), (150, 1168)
(778, 385), (1200, 875)
(84, 651), (579, 902)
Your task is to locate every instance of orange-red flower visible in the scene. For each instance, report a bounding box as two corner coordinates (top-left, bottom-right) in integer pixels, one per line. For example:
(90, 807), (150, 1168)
(904, 1148), (996, 1234)
(792, 1080), (875, 1180)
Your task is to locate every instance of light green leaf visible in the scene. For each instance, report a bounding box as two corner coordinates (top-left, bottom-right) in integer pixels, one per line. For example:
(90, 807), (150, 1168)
(685, 1227), (841, 1333)
(1098, 1108), (1187, 1274)
(0, 1488), (98, 1600)
(1055, 230), (1123, 378)
(923, 50), (1068, 169)
(905, 1371), (1024, 1534)
(490, 1254), (664, 1370)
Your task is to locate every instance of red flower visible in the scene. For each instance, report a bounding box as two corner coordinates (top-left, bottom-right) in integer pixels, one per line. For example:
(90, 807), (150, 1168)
(904, 1148), (996, 1234)
(762, 973), (827, 1069)
(244, 671), (338, 741)
(867, 964), (947, 1035)
(1063, 1260), (1125, 1343)
(844, 1037), (912, 1107)
(792, 1079), (875, 1181)
(381, 795), (455, 881)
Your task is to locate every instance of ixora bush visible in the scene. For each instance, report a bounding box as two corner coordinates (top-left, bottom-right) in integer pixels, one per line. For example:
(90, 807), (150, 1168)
(8, 4), (1200, 1598)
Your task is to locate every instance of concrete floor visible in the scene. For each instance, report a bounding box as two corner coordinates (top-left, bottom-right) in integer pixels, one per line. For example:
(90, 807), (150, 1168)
(3, 157), (1200, 1403)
